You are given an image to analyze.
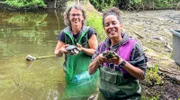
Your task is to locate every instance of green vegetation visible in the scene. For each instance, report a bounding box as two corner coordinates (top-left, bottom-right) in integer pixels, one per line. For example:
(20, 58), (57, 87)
(141, 95), (160, 100)
(89, 0), (118, 11)
(141, 64), (162, 100)
(5, 0), (46, 8)
(144, 64), (163, 86)
(2, 0), (179, 10)
(86, 11), (106, 42)
(89, 0), (180, 10)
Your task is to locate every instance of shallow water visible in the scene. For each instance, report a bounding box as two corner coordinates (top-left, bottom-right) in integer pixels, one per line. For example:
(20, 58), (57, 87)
(0, 9), (66, 100)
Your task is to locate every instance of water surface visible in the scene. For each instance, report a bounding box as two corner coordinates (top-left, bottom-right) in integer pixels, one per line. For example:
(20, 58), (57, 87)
(0, 9), (66, 100)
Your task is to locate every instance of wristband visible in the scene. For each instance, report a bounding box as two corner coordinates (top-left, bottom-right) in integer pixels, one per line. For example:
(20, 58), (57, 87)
(119, 60), (126, 67)
(116, 60), (126, 71)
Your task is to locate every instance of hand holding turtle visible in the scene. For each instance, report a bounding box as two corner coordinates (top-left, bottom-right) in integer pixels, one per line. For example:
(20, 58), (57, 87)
(102, 51), (122, 65)
(102, 51), (120, 59)
(76, 43), (84, 51)
(95, 54), (106, 65)
(65, 45), (80, 55)
(59, 44), (69, 54)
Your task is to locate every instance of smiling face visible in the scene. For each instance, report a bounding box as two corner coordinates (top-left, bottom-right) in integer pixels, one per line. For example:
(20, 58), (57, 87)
(103, 15), (122, 39)
(69, 8), (84, 27)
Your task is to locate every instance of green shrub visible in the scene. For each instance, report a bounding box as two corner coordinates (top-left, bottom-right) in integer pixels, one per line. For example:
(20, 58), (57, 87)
(89, 0), (118, 11)
(5, 0), (46, 8)
(144, 64), (163, 86)
(86, 12), (106, 42)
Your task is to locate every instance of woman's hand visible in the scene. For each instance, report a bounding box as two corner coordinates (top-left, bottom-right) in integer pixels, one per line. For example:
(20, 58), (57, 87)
(55, 41), (70, 57)
(76, 43), (83, 51)
(95, 53), (121, 65)
(96, 54), (106, 65)
(101, 51), (122, 65)
(105, 57), (122, 65)
(88, 53), (122, 75)
(55, 44), (69, 57)
(88, 54), (106, 75)
(59, 44), (69, 54)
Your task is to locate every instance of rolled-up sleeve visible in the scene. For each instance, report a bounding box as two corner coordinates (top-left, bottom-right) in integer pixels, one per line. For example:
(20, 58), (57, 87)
(129, 42), (148, 76)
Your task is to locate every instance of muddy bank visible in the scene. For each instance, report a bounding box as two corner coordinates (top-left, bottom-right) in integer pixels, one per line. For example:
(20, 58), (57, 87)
(121, 10), (180, 99)
(142, 79), (180, 100)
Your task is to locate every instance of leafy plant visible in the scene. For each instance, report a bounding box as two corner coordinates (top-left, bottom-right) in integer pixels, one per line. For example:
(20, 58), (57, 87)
(144, 63), (163, 86)
(5, 0), (46, 8)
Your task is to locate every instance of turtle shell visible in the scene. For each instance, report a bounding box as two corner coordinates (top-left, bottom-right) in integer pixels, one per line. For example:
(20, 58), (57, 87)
(103, 51), (120, 59)
(65, 45), (78, 51)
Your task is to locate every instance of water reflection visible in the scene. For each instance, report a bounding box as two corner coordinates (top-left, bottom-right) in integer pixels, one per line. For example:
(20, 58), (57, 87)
(0, 9), (66, 100)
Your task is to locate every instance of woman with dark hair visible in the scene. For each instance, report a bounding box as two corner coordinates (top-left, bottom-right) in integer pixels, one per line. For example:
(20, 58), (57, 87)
(88, 7), (147, 100)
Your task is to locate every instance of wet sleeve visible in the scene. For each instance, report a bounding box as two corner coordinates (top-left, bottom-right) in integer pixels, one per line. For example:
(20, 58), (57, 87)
(87, 27), (97, 39)
(129, 42), (148, 76)
(57, 31), (65, 43)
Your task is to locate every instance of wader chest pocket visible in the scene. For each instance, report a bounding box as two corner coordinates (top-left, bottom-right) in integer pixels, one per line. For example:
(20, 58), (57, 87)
(100, 67), (129, 85)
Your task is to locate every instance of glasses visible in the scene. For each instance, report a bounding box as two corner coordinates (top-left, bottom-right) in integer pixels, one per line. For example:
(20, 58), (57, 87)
(70, 14), (82, 17)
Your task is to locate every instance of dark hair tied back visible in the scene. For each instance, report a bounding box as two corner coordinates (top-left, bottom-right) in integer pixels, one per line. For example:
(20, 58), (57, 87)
(102, 7), (121, 27)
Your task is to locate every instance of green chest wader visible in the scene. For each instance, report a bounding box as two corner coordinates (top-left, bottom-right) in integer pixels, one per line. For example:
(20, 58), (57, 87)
(66, 52), (91, 83)
(60, 53), (98, 99)
(98, 40), (141, 99)
(99, 67), (141, 99)
(64, 29), (91, 83)
(60, 28), (98, 99)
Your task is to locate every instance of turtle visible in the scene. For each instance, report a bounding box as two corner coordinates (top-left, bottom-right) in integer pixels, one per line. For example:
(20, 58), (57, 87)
(65, 45), (80, 55)
(102, 51), (120, 59)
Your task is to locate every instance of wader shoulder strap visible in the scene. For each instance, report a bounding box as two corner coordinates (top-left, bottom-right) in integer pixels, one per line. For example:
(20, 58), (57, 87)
(63, 26), (89, 45)
(77, 27), (89, 44)
(64, 31), (75, 45)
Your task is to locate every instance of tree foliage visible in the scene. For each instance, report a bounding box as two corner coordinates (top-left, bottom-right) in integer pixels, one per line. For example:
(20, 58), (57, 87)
(89, 0), (118, 11)
(89, 0), (180, 10)
(5, 0), (46, 8)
